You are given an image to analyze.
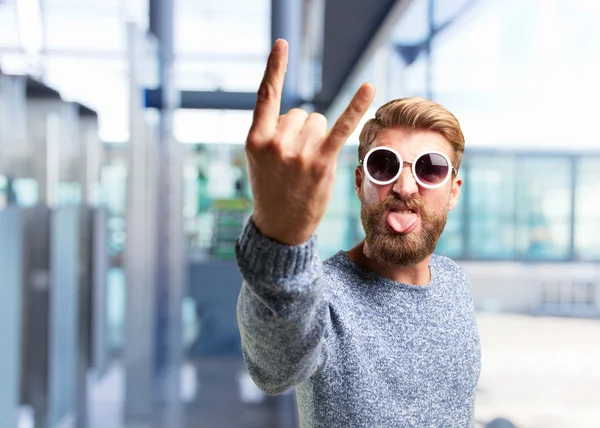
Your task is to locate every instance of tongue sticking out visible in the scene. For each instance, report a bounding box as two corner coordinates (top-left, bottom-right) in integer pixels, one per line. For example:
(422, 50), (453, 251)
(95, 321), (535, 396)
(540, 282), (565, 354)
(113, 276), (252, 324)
(387, 211), (418, 233)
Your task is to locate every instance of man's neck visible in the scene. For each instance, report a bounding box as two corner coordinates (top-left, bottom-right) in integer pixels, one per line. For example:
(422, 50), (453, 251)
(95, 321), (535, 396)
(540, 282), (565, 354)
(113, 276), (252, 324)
(346, 240), (431, 286)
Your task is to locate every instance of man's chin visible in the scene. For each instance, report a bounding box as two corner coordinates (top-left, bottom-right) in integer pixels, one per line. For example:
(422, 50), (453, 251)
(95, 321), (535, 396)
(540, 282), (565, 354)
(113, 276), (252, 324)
(373, 249), (429, 268)
(366, 234), (431, 267)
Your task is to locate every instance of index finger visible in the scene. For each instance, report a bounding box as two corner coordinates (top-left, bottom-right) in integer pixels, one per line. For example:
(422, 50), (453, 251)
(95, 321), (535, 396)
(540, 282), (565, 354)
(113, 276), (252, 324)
(321, 83), (375, 155)
(249, 39), (289, 141)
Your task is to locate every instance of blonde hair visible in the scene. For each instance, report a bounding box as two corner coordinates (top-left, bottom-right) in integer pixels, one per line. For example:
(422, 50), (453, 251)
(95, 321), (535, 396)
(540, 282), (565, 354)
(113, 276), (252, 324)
(358, 97), (465, 171)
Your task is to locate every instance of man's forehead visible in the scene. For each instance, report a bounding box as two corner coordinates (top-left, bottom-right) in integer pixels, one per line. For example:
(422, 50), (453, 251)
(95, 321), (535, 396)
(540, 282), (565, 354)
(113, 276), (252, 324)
(372, 127), (452, 155)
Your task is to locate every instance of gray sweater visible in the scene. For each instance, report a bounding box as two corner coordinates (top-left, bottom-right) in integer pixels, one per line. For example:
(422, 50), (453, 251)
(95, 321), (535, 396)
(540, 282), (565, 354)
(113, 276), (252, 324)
(236, 219), (481, 427)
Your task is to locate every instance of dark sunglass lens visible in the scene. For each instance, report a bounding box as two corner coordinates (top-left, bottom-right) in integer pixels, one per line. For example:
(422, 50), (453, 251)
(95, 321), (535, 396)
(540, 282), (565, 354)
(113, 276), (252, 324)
(367, 150), (400, 182)
(415, 153), (449, 185)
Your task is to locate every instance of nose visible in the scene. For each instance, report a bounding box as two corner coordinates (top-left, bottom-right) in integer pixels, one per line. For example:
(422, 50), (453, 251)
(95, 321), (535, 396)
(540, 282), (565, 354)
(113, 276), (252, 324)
(392, 163), (419, 198)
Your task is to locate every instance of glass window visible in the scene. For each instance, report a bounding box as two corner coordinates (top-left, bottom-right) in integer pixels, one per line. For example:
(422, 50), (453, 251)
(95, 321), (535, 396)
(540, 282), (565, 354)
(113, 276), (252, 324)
(433, 0), (478, 28)
(0, 3), (20, 47)
(391, 0), (430, 45)
(386, 47), (406, 100)
(123, 0), (149, 29)
(328, 153), (354, 216)
(515, 157), (573, 260)
(42, 56), (129, 142)
(574, 157), (600, 260)
(320, 149), (359, 256)
(12, 178), (39, 207)
(402, 50), (429, 98)
(347, 160), (366, 246)
(429, 0), (600, 151)
(174, 109), (253, 144)
(466, 155), (517, 259)
(317, 216), (350, 260)
(176, 1), (270, 56)
(435, 179), (465, 258)
(100, 161), (127, 217)
(0, 175), (6, 208)
(326, 60), (377, 145)
(45, 7), (125, 52)
(389, 0), (431, 99)
(175, 58), (266, 92)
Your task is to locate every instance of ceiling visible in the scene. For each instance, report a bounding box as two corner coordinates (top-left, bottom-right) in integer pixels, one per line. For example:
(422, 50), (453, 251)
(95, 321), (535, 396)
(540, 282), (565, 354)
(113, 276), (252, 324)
(0, 0), (271, 142)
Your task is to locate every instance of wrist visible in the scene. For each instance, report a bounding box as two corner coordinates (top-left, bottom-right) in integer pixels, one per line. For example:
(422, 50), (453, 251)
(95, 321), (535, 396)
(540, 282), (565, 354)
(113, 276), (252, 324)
(251, 213), (313, 247)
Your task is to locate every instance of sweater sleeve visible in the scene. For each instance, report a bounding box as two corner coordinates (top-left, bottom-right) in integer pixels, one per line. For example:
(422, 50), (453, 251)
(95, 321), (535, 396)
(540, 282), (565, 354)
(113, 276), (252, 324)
(235, 217), (330, 395)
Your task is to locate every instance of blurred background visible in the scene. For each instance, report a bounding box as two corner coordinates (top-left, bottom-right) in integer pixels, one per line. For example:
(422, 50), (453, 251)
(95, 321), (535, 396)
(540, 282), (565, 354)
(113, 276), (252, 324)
(0, 0), (599, 427)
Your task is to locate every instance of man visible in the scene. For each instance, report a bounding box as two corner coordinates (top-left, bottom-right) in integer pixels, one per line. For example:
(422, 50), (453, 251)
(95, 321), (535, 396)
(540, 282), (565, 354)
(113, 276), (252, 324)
(235, 39), (481, 427)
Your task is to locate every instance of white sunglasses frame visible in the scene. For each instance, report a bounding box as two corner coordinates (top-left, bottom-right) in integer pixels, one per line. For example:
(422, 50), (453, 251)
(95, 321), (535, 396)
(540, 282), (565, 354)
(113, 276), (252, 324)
(360, 146), (457, 189)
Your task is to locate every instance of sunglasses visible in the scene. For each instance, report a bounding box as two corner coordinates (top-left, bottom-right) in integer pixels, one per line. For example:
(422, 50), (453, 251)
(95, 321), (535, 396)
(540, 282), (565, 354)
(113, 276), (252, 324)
(359, 146), (457, 189)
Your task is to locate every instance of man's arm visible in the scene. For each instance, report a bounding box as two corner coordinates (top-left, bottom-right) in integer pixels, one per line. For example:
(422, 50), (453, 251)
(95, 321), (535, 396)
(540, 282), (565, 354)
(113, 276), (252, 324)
(236, 38), (373, 394)
(236, 218), (329, 395)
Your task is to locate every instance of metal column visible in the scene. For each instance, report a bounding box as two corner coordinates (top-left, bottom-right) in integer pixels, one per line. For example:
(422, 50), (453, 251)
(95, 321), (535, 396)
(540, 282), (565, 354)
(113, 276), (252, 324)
(271, 0), (303, 111)
(124, 23), (159, 424)
(48, 206), (81, 427)
(150, 0), (185, 425)
(0, 208), (23, 428)
(19, 205), (82, 428)
(0, 73), (28, 184)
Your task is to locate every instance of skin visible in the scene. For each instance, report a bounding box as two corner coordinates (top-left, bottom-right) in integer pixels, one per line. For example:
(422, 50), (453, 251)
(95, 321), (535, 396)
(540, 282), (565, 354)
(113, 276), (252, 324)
(247, 39), (462, 287)
(247, 39), (375, 246)
(347, 127), (463, 286)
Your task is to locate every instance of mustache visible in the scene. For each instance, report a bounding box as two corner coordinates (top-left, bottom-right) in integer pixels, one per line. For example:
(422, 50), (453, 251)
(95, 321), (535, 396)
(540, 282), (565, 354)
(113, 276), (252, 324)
(371, 194), (426, 213)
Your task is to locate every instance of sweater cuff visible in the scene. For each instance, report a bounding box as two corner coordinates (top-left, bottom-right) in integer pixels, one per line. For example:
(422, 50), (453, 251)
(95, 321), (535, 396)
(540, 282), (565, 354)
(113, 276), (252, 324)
(235, 216), (317, 279)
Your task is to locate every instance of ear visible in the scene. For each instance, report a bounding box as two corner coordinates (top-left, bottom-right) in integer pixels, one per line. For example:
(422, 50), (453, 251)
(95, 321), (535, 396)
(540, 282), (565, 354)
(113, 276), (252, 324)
(448, 175), (462, 211)
(355, 166), (363, 199)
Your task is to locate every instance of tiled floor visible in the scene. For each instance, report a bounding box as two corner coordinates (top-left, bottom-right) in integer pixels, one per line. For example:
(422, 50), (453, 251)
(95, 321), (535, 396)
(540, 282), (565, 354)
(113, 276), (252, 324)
(87, 357), (293, 428)
(184, 357), (289, 428)
(474, 313), (600, 428)
(87, 313), (600, 428)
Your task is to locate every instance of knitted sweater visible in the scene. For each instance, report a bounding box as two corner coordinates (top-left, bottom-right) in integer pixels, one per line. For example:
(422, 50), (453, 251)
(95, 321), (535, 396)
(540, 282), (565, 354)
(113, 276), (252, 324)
(236, 219), (481, 427)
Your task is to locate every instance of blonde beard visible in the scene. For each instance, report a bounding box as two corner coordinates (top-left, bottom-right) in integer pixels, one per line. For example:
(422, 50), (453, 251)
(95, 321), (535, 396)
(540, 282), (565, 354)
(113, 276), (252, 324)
(359, 192), (448, 267)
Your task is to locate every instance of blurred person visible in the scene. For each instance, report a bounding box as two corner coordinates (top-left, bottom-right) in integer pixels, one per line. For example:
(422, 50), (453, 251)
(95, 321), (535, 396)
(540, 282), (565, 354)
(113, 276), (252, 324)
(235, 39), (480, 427)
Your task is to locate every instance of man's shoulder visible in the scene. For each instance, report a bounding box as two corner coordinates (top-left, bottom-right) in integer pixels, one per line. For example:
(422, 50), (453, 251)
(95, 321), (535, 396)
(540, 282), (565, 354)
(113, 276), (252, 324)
(431, 253), (469, 282)
(321, 250), (363, 290)
(322, 250), (350, 276)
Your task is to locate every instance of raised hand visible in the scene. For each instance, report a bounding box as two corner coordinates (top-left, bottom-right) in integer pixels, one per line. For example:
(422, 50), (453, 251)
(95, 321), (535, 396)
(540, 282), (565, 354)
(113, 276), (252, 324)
(246, 39), (375, 246)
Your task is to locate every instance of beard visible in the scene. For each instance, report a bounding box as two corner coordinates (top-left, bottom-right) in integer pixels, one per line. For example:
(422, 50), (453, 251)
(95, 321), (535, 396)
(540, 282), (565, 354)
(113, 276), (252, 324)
(360, 191), (449, 267)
